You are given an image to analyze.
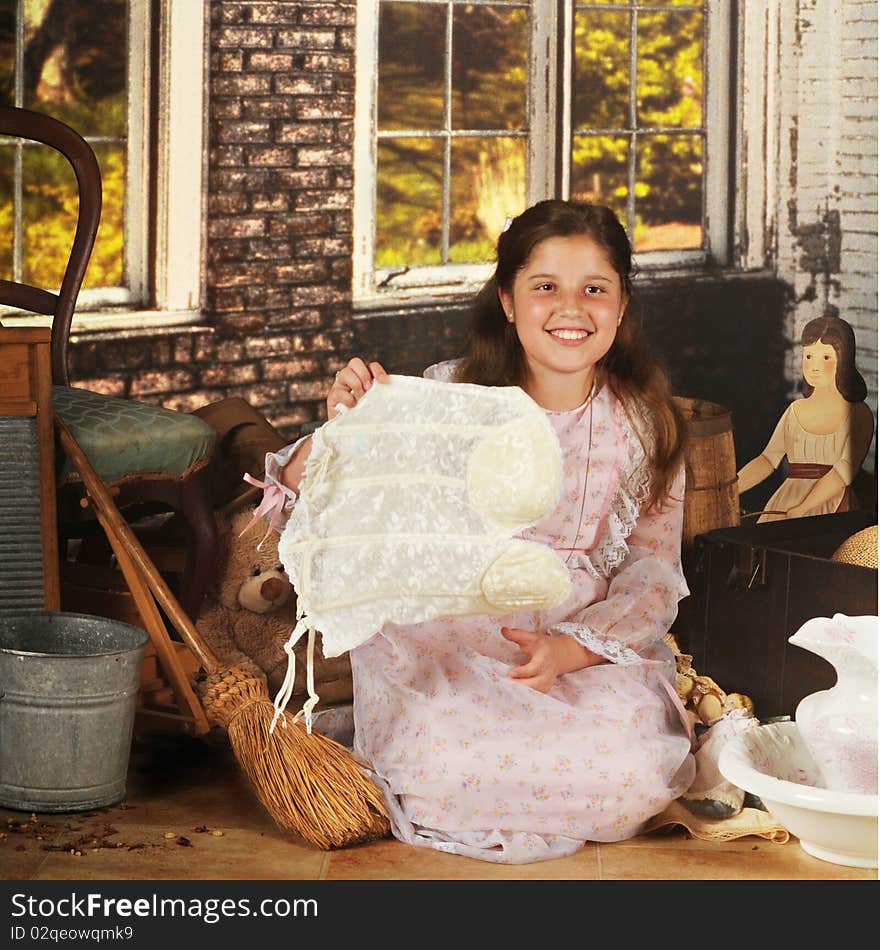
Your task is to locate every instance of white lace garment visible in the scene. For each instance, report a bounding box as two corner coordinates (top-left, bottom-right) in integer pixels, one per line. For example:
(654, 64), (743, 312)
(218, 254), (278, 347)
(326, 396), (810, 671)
(273, 374), (573, 729)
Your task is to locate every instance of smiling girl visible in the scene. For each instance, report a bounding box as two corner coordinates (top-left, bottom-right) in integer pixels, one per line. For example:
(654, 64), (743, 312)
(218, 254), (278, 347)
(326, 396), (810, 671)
(264, 200), (696, 864)
(737, 315), (874, 522)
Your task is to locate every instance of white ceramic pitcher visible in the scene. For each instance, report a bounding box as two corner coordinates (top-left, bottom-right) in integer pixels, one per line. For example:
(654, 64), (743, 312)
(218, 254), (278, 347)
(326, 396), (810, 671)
(788, 613), (878, 795)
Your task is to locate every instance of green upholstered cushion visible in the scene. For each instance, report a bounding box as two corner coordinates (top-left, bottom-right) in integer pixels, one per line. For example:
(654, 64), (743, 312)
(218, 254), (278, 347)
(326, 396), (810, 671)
(53, 385), (216, 483)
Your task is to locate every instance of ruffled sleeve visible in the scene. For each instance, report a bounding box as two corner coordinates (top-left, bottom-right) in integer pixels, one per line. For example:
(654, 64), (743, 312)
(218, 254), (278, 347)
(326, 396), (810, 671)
(243, 437), (307, 535)
(551, 409), (689, 665)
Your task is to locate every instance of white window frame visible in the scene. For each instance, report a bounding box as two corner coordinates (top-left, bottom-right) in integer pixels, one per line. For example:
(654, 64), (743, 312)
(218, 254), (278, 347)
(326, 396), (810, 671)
(2, 0), (207, 331)
(353, 0), (732, 305)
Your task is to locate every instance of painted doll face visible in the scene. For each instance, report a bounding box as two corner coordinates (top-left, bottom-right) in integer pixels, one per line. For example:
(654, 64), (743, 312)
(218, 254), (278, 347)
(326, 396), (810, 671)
(498, 234), (627, 396)
(802, 341), (838, 390)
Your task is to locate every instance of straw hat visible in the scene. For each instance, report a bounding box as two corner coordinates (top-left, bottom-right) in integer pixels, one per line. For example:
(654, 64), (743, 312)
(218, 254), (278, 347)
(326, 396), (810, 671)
(831, 525), (878, 570)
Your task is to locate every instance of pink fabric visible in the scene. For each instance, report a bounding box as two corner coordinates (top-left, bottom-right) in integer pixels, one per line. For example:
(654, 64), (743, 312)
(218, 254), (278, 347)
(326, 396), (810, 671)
(349, 371), (696, 864)
(241, 472), (289, 548)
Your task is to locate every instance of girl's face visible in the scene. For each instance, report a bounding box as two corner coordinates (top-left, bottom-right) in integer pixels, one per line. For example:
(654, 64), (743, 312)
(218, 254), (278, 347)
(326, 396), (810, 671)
(803, 341), (838, 390)
(498, 234), (627, 401)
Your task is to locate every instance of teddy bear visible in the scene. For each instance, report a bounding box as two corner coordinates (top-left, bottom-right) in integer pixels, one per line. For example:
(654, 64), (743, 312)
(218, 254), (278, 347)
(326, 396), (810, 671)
(195, 504), (354, 710)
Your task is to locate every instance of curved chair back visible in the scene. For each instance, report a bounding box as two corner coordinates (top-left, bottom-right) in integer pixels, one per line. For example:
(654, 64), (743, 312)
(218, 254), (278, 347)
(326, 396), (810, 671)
(0, 105), (102, 386)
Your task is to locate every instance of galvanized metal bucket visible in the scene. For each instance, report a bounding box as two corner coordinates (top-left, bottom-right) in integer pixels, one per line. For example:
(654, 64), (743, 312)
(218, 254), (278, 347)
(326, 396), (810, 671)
(0, 611), (148, 812)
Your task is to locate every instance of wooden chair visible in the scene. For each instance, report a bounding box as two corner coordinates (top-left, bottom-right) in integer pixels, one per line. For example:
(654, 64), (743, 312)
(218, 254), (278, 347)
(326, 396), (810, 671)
(0, 104), (218, 620)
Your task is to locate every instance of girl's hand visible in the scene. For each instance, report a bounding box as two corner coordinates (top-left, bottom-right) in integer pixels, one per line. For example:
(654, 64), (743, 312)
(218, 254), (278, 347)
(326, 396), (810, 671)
(327, 358), (389, 419)
(502, 626), (605, 693)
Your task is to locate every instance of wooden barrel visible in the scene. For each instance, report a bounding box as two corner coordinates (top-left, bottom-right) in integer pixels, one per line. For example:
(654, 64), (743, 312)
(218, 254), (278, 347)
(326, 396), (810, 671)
(674, 397), (741, 552)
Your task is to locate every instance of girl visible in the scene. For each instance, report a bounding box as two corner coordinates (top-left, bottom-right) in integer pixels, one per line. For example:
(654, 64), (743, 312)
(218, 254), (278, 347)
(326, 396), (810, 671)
(737, 315), (874, 522)
(265, 200), (696, 864)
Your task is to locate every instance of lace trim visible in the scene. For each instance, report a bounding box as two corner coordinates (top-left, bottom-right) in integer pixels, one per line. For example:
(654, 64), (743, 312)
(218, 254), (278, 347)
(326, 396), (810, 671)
(586, 401), (652, 578)
(551, 621), (643, 666)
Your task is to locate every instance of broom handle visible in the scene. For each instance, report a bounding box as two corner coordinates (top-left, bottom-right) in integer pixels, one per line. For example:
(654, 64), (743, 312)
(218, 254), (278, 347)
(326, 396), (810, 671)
(55, 414), (222, 673)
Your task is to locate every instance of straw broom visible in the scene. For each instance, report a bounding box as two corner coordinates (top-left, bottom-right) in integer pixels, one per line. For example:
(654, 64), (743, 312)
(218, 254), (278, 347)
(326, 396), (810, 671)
(56, 415), (390, 850)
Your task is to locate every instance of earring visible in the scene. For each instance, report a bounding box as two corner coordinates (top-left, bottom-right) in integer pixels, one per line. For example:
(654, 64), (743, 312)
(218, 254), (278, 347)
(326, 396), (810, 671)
(507, 311), (515, 323)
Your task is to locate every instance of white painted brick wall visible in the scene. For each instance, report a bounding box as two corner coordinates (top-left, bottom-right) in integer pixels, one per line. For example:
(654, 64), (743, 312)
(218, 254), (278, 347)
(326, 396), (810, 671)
(770, 0), (877, 470)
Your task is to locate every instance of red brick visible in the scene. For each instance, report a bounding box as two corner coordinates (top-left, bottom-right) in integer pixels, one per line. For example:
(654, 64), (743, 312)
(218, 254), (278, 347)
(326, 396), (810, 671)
(212, 74), (272, 95)
(208, 192), (251, 214)
(276, 123), (335, 145)
(210, 145), (246, 166)
(215, 27), (274, 48)
(247, 3), (300, 25)
(247, 146), (297, 166)
(72, 375), (126, 397)
(201, 362), (260, 386)
(212, 100), (243, 119)
(301, 52), (352, 71)
(213, 263), (272, 287)
(173, 337), (194, 363)
(300, 5), (356, 27)
(208, 216), (266, 238)
(274, 76), (335, 95)
(268, 212), (333, 237)
(261, 356), (321, 380)
(273, 261), (330, 283)
(215, 120), (273, 143)
(295, 190), (352, 212)
(251, 193), (291, 212)
(244, 238), (294, 260)
(271, 167), (332, 190)
(242, 98), (297, 119)
(130, 369), (195, 396)
(295, 236), (351, 257)
(296, 146), (351, 167)
(246, 52), (297, 71)
(294, 98), (353, 121)
(215, 340), (246, 362)
(215, 51), (244, 71)
(287, 378), (330, 400)
(276, 29), (337, 49)
(211, 168), (272, 191)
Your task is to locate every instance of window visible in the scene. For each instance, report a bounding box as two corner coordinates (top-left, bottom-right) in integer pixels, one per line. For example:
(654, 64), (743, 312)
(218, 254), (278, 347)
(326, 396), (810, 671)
(0, 0), (206, 323)
(354, 0), (732, 302)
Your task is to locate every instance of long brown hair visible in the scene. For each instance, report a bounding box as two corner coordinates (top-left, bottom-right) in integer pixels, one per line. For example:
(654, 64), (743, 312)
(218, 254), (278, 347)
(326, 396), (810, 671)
(456, 200), (686, 509)
(800, 315), (867, 402)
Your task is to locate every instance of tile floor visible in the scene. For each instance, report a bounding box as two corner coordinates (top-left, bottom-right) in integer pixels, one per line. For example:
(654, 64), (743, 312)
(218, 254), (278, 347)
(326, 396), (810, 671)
(0, 728), (875, 882)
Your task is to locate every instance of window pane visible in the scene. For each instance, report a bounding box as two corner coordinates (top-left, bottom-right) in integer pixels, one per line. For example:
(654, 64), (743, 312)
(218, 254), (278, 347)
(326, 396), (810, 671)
(634, 133), (702, 252)
(450, 136), (525, 263)
(570, 133), (629, 225)
(573, 10), (630, 130)
(21, 142), (75, 288)
(452, 5), (527, 131)
(0, 145), (12, 272)
(23, 0), (127, 137)
(378, 1), (445, 132)
(376, 137), (443, 267)
(637, 9), (703, 129)
(88, 142), (123, 288)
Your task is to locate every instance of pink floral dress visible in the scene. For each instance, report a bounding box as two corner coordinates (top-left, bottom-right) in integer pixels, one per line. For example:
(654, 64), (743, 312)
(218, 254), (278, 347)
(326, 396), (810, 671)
(347, 361), (696, 863)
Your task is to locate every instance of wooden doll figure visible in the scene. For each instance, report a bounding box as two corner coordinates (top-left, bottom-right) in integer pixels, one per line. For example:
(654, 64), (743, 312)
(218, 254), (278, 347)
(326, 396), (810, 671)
(737, 316), (875, 523)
